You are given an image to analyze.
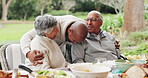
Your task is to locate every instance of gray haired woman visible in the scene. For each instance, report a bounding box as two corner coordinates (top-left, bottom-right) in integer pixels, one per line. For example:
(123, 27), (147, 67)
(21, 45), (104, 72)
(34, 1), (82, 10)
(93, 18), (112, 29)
(25, 14), (67, 70)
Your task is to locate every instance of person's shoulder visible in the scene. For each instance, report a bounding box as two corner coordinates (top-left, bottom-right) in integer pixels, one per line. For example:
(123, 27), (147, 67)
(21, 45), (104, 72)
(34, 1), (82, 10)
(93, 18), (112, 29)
(102, 30), (115, 40)
(102, 31), (113, 36)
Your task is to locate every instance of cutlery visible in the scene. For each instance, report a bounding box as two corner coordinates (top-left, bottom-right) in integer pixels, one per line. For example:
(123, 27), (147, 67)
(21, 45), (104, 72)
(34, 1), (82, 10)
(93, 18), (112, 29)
(18, 64), (38, 77)
(120, 54), (131, 63)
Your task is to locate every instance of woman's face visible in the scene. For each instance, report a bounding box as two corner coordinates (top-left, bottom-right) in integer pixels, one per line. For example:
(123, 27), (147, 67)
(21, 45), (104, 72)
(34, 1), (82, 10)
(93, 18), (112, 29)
(48, 26), (59, 39)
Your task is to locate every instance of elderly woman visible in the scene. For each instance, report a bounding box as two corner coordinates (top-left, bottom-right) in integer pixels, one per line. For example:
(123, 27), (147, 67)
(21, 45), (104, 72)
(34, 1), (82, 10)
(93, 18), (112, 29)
(25, 14), (67, 70)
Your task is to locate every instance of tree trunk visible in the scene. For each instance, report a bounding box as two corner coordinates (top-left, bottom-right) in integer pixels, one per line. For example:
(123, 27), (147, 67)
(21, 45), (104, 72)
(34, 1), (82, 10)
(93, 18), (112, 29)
(122, 0), (145, 35)
(24, 13), (27, 21)
(41, 8), (44, 16)
(1, 0), (13, 21)
(2, 0), (8, 21)
(2, 7), (8, 21)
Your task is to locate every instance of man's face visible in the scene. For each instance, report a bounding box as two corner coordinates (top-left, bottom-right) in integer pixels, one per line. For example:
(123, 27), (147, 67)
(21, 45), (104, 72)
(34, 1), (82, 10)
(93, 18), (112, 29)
(86, 13), (102, 34)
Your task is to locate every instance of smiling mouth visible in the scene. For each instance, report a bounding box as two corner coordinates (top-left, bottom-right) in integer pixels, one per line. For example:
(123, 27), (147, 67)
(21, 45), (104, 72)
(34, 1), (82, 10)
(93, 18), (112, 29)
(88, 26), (93, 30)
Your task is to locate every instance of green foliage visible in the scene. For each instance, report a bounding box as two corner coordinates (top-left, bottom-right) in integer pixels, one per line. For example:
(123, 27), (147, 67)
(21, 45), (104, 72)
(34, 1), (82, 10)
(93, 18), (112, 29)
(70, 0), (116, 14)
(0, 1), (1, 18)
(101, 13), (123, 35)
(144, 12), (148, 21)
(8, 0), (38, 20)
(72, 12), (88, 19)
(70, 0), (95, 12)
(124, 43), (148, 56)
(98, 3), (116, 14)
(51, 0), (63, 10)
(120, 29), (148, 55)
(46, 10), (71, 16)
(128, 30), (148, 43)
(121, 40), (136, 47)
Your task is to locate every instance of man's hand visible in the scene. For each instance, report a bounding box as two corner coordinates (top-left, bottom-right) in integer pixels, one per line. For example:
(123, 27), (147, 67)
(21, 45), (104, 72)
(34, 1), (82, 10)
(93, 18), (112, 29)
(26, 50), (44, 65)
(115, 40), (120, 49)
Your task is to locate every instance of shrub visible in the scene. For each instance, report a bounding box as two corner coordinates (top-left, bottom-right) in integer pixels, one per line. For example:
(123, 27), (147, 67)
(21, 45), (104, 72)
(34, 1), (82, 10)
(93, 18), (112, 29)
(128, 30), (148, 43)
(101, 13), (123, 35)
(144, 12), (148, 21)
(47, 10), (72, 16)
(120, 28), (148, 55)
(121, 40), (136, 47)
(123, 43), (148, 56)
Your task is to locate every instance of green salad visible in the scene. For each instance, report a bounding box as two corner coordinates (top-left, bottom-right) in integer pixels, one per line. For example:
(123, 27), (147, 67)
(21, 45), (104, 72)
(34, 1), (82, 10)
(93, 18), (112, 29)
(36, 70), (73, 78)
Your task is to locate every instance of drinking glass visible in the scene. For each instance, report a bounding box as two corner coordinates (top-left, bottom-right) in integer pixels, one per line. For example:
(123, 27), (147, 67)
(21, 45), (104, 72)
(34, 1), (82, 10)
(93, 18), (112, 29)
(145, 53), (148, 60)
(93, 58), (107, 63)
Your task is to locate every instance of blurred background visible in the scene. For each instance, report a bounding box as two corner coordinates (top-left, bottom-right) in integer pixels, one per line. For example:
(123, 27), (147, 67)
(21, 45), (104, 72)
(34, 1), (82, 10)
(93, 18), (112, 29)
(0, 0), (148, 56)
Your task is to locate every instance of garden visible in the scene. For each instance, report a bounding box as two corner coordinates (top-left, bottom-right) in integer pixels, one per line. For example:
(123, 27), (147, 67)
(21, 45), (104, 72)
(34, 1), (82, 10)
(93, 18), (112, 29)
(0, 0), (148, 57)
(0, 10), (148, 56)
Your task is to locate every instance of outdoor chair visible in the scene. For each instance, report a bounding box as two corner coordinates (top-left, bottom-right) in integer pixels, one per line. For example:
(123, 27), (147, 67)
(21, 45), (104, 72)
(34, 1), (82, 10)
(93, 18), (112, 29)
(0, 44), (25, 71)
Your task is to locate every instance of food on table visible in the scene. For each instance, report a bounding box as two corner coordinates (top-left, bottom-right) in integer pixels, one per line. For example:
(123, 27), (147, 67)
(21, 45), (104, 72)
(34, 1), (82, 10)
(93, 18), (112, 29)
(69, 63), (111, 78)
(78, 69), (92, 72)
(0, 70), (28, 78)
(36, 70), (71, 78)
(121, 63), (148, 78)
(0, 70), (12, 78)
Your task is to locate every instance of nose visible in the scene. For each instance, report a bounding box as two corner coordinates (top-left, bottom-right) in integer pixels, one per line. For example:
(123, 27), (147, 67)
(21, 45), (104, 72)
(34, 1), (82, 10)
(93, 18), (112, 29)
(87, 20), (92, 25)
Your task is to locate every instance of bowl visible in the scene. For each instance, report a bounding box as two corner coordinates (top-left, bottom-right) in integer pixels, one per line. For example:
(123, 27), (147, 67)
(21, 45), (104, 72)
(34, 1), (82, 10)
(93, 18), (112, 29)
(68, 63), (111, 78)
(115, 59), (135, 72)
(128, 59), (147, 64)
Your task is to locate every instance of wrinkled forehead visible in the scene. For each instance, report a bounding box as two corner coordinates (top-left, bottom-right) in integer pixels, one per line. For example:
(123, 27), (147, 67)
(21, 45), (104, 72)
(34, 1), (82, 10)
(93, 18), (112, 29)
(87, 13), (100, 19)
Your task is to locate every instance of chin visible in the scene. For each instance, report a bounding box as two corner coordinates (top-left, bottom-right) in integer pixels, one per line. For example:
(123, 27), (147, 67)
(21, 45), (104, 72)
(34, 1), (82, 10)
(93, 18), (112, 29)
(88, 30), (93, 33)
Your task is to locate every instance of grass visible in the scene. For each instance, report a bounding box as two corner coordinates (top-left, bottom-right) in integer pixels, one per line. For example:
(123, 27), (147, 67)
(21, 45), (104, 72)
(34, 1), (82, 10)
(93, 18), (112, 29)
(0, 23), (33, 45)
(120, 28), (148, 55)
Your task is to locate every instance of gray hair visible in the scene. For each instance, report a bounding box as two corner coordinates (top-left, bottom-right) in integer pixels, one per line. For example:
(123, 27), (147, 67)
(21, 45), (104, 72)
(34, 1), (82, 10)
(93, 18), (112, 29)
(89, 10), (103, 21)
(34, 14), (57, 36)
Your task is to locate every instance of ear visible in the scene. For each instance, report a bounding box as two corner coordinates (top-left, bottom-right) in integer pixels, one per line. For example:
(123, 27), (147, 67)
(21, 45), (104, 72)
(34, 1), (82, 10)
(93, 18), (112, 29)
(44, 33), (49, 37)
(68, 28), (73, 34)
(99, 20), (103, 26)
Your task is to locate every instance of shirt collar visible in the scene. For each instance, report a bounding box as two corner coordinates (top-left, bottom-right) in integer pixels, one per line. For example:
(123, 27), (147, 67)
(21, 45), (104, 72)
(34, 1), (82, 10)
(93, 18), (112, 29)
(87, 29), (106, 41)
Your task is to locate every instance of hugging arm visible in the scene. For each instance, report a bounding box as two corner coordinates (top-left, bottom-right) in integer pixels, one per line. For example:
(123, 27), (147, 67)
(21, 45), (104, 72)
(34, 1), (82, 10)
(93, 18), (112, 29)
(20, 29), (37, 56)
(20, 29), (44, 64)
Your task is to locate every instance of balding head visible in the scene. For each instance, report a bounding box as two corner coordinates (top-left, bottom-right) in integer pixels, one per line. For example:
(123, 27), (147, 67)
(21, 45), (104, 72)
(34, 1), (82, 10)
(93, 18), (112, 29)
(68, 21), (88, 44)
(86, 10), (103, 34)
(87, 10), (103, 21)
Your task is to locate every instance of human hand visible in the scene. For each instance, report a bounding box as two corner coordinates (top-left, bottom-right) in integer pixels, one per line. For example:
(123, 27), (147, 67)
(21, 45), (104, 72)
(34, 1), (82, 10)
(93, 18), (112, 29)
(115, 40), (120, 49)
(26, 50), (44, 65)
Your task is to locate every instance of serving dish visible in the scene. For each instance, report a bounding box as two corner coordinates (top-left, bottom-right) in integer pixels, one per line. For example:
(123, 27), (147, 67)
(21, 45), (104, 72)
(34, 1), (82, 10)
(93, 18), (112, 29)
(68, 63), (111, 78)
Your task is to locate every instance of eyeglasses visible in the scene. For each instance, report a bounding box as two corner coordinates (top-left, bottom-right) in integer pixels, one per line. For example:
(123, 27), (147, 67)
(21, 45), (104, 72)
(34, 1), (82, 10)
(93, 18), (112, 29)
(85, 18), (101, 21)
